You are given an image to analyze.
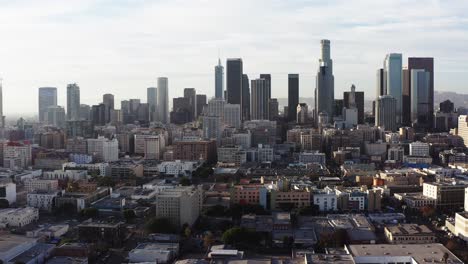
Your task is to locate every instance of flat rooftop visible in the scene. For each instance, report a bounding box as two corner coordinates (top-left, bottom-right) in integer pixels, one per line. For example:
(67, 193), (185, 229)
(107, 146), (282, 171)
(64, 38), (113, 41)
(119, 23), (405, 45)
(385, 224), (433, 235)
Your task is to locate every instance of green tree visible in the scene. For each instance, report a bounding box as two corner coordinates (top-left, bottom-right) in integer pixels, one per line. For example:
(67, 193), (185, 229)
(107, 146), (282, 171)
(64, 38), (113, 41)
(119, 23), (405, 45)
(203, 231), (215, 249)
(0, 199), (9, 208)
(298, 205), (320, 216)
(221, 227), (261, 248)
(80, 208), (98, 218)
(123, 209), (136, 223)
(145, 217), (178, 234)
(179, 177), (191, 186)
(97, 176), (116, 187)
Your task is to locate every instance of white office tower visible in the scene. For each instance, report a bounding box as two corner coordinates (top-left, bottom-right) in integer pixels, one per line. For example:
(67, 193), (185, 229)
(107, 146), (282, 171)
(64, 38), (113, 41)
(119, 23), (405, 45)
(458, 115), (468, 148)
(147, 87), (158, 122)
(384, 53), (403, 124)
(342, 84), (358, 128)
(203, 115), (222, 142)
(66, 83), (80, 120)
(223, 104), (241, 128)
(206, 98), (225, 117)
(157, 77), (169, 124)
(315, 39), (335, 124)
(251, 78), (270, 120)
(296, 103), (308, 124)
(38, 87), (58, 123)
(44, 106), (66, 128)
(375, 95), (397, 132)
(215, 58), (224, 99)
(87, 136), (119, 162)
(155, 186), (202, 227)
(409, 141), (430, 157)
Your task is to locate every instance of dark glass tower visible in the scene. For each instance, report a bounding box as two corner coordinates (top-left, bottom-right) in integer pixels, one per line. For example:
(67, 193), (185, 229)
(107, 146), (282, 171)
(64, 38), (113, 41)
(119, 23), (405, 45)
(407, 57), (434, 129)
(288, 74), (299, 122)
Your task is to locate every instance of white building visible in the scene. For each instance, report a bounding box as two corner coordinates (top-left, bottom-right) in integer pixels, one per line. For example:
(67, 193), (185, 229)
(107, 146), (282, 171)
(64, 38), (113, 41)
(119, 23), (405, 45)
(87, 136), (119, 162)
(155, 186), (202, 227)
(223, 104), (241, 128)
(257, 144), (274, 162)
(43, 170), (87, 180)
(62, 162), (110, 176)
(299, 151), (326, 165)
(203, 116), (222, 142)
(217, 146), (246, 166)
(232, 132), (251, 149)
(313, 187), (338, 211)
(27, 191), (61, 212)
(157, 160), (201, 178)
(24, 179), (59, 192)
(0, 182), (16, 204)
(129, 243), (179, 264)
(454, 212), (468, 242)
(465, 187), (468, 212)
(409, 141), (430, 156)
(0, 207), (39, 228)
(458, 115), (468, 147)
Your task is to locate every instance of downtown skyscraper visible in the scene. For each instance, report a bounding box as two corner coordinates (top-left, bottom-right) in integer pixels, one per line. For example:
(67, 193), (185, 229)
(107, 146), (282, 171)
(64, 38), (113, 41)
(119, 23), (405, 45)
(38, 87), (57, 122)
(226, 59), (246, 120)
(384, 53), (403, 125)
(67, 83), (80, 121)
(288, 74), (299, 122)
(215, 58), (224, 99)
(315, 39), (334, 124)
(407, 57), (434, 129)
(251, 78), (269, 120)
(157, 77), (169, 124)
(147, 87), (158, 122)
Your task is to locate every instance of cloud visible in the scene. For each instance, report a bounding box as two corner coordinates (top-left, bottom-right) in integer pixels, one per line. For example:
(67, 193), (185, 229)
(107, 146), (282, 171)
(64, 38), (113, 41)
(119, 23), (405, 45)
(0, 0), (467, 114)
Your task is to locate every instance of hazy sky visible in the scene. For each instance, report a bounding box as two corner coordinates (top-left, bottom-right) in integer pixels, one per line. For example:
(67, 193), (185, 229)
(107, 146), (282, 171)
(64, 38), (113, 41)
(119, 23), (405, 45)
(1, 0), (467, 115)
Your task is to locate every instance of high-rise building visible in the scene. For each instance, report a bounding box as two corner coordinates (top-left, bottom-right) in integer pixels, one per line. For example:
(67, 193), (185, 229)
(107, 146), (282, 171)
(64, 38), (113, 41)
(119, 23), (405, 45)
(147, 87), (158, 122)
(376, 68), (385, 98)
(203, 116), (222, 142)
(402, 67), (410, 125)
(376, 95), (397, 132)
(242, 74), (250, 121)
(458, 115), (468, 148)
(223, 104), (241, 129)
(408, 57), (434, 129)
(79, 104), (91, 121)
(410, 69), (431, 128)
(269, 99), (279, 120)
(87, 136), (119, 162)
(38, 87), (57, 122)
(44, 106), (66, 128)
(297, 103), (308, 124)
(171, 97), (191, 124)
(157, 77), (169, 124)
(0, 80), (3, 128)
(184, 88), (197, 121)
(66, 83), (80, 121)
(439, 100), (454, 113)
(91, 104), (107, 126)
(226, 58), (243, 115)
(384, 53), (402, 124)
(315, 39), (334, 124)
(288, 74), (299, 122)
(251, 78), (269, 120)
(196, 94), (207, 117)
(260, 73), (271, 96)
(215, 58), (224, 99)
(344, 85), (364, 124)
(102, 94), (114, 123)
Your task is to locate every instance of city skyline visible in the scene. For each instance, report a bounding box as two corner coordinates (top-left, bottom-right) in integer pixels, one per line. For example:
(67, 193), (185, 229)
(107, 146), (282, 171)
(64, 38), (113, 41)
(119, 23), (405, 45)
(0, 0), (467, 114)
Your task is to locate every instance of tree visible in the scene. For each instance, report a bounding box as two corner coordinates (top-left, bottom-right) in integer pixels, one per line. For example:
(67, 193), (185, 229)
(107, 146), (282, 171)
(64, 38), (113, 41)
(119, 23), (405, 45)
(298, 205), (320, 216)
(145, 217), (178, 234)
(203, 231), (215, 249)
(0, 199), (9, 208)
(123, 209), (136, 223)
(203, 205), (227, 217)
(80, 208), (98, 218)
(184, 226), (192, 238)
(97, 176), (115, 187)
(221, 227), (261, 248)
(179, 177), (191, 186)
(420, 205), (436, 218)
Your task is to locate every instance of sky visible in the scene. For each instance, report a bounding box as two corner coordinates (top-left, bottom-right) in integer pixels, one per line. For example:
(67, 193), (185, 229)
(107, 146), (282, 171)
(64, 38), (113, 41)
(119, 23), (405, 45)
(0, 0), (467, 115)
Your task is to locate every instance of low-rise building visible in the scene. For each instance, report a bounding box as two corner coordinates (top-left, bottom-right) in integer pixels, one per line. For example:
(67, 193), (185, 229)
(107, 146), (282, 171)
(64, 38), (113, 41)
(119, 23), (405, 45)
(157, 160), (201, 178)
(128, 243), (179, 264)
(422, 182), (466, 210)
(394, 192), (436, 209)
(299, 151), (326, 165)
(384, 224), (435, 244)
(155, 186), (202, 227)
(24, 179), (59, 192)
(27, 191), (61, 212)
(78, 221), (125, 247)
(454, 212), (468, 242)
(0, 207), (39, 227)
(0, 181), (16, 204)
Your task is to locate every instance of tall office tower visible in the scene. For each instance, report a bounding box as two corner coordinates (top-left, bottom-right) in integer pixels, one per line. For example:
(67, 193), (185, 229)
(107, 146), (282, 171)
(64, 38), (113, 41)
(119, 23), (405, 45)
(411, 69), (430, 128)
(184, 88), (197, 121)
(196, 94), (207, 117)
(458, 115), (468, 148)
(66, 83), (80, 121)
(147, 87), (158, 122)
(260, 73), (271, 98)
(376, 68), (385, 98)
(251, 78), (270, 120)
(38, 87), (57, 122)
(0, 80), (3, 128)
(344, 85), (364, 124)
(202, 115), (222, 142)
(215, 58), (224, 99)
(79, 104), (91, 120)
(242, 74), (250, 121)
(296, 103), (308, 124)
(44, 106), (66, 128)
(402, 67), (410, 125)
(288, 74), (299, 122)
(223, 104), (241, 129)
(408, 57), (434, 129)
(129, 99), (141, 114)
(102, 94), (114, 123)
(375, 95), (397, 132)
(206, 98), (225, 117)
(136, 103), (149, 123)
(315, 39), (335, 124)
(383, 53), (402, 124)
(91, 104), (107, 126)
(157, 77), (169, 124)
(269, 99), (279, 121)
(171, 97), (191, 124)
(439, 100), (454, 113)
(226, 58), (243, 115)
